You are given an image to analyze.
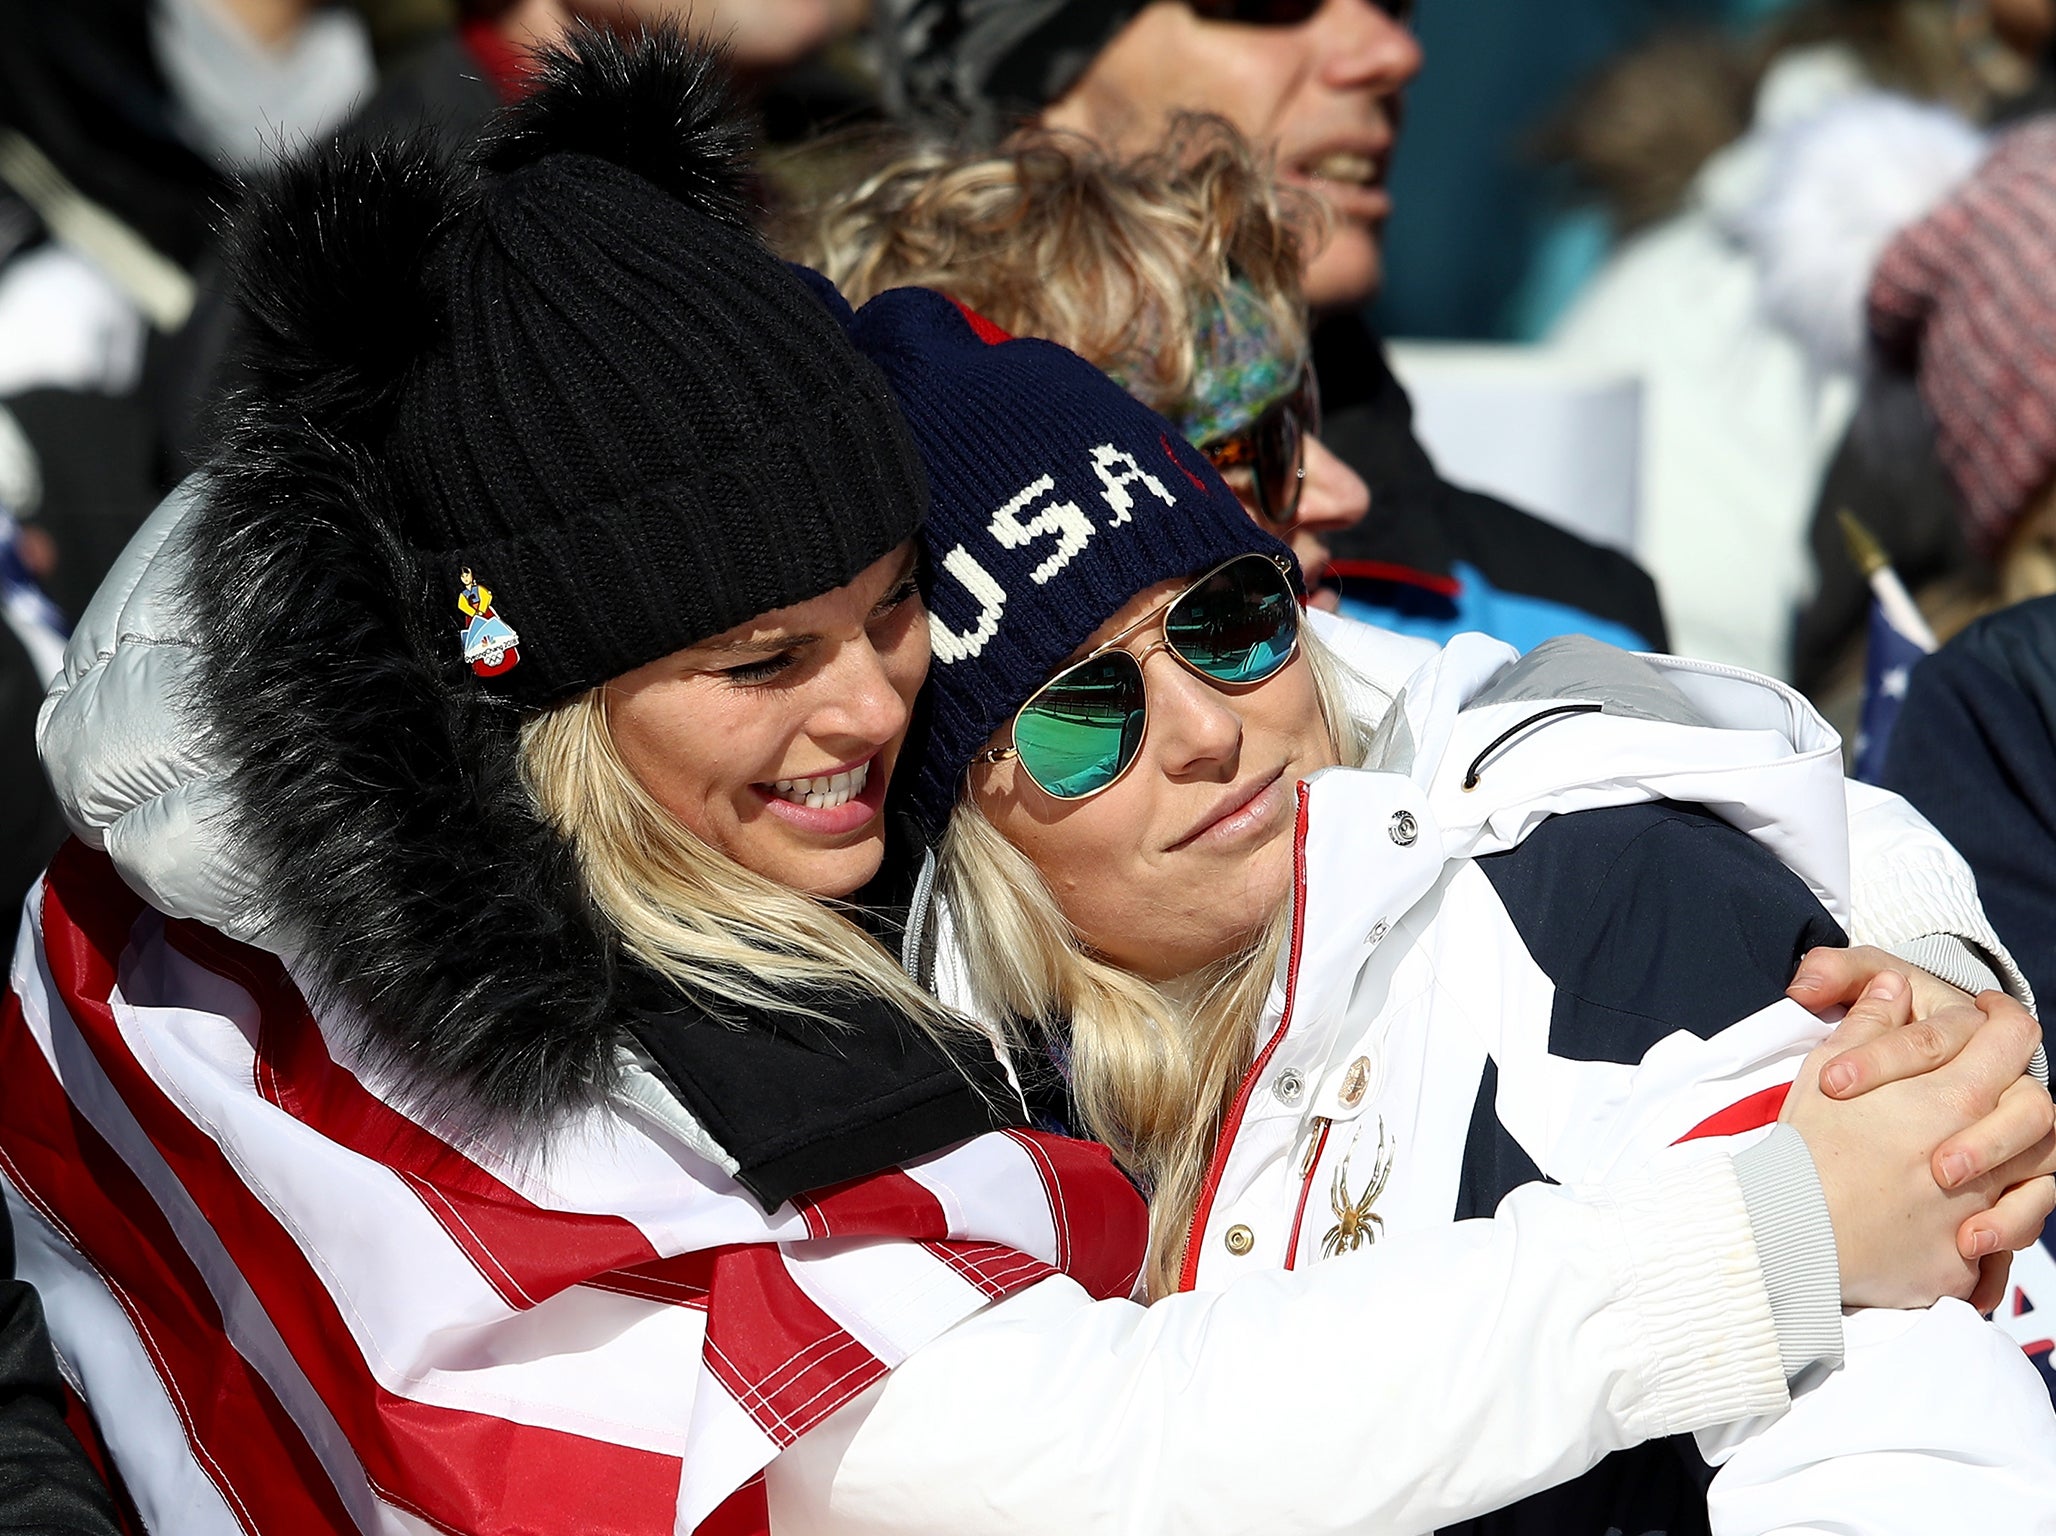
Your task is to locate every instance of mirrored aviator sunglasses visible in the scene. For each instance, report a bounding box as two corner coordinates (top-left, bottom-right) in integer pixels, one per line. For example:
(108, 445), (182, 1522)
(1200, 366), (1321, 530)
(974, 553), (1302, 802)
(1185, 0), (1413, 21)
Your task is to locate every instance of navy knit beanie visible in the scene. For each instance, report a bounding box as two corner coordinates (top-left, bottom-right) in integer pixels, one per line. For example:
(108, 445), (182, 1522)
(824, 283), (1295, 833)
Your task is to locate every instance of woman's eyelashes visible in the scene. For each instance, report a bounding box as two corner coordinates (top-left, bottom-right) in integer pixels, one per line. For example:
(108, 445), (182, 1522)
(719, 651), (801, 685)
(717, 578), (916, 686)
(872, 574), (920, 620)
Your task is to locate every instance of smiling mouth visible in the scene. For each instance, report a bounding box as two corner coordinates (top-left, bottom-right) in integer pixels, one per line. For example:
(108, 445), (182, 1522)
(765, 760), (870, 810)
(1299, 150), (1380, 187)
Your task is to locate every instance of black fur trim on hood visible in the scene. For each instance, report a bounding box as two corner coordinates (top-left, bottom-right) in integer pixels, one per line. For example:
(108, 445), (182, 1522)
(177, 27), (1021, 1185)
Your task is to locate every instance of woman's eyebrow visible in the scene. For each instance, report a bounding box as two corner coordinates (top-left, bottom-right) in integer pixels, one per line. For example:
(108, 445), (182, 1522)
(703, 632), (814, 656)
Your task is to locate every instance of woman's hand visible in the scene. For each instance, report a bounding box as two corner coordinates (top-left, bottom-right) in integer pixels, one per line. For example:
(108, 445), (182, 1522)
(1780, 969), (2056, 1312)
(1788, 944), (2055, 1310)
(1788, 943), (1974, 1026)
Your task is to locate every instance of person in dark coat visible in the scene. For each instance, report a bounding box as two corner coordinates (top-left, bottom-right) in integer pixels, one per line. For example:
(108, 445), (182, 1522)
(872, 0), (1671, 652)
(0, 1202), (124, 1536)
(1882, 595), (2056, 1012)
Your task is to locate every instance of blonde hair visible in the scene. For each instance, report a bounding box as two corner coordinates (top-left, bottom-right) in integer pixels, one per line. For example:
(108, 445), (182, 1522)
(798, 116), (1319, 416)
(937, 628), (1372, 1298)
(519, 685), (982, 1045)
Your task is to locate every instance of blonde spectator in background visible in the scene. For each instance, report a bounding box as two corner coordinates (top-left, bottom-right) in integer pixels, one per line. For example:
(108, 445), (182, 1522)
(802, 120), (1370, 603)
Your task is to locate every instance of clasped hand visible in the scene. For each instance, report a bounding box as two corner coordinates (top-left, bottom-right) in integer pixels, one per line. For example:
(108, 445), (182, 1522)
(1785, 946), (2056, 1315)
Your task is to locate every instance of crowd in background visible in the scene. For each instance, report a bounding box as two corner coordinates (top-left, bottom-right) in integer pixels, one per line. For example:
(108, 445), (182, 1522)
(2, 0), (2054, 906)
(5, 1), (2056, 1527)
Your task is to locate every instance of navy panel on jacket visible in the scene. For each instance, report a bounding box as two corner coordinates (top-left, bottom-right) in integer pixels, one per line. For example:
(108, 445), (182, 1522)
(1438, 801), (1845, 1536)
(1477, 801), (1847, 1065)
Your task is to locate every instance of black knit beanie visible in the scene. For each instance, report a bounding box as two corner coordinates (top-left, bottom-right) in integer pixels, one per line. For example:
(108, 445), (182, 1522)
(821, 283), (1296, 834)
(236, 27), (928, 707)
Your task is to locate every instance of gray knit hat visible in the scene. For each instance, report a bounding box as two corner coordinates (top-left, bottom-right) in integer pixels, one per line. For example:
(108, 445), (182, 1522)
(874, 0), (1146, 137)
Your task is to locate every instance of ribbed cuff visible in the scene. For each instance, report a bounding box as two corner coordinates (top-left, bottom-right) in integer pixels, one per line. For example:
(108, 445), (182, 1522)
(1887, 935), (2048, 1085)
(1890, 933), (2002, 1001)
(1599, 1153), (1789, 1437)
(1732, 1124), (1844, 1382)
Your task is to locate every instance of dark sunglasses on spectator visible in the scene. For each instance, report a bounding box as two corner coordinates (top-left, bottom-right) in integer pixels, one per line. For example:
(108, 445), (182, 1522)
(1199, 367), (1320, 530)
(972, 553), (1301, 801)
(1186, 0), (1414, 23)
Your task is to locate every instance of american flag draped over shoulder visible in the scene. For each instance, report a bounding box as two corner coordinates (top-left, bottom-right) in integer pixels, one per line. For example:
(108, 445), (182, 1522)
(3, 841), (1146, 1536)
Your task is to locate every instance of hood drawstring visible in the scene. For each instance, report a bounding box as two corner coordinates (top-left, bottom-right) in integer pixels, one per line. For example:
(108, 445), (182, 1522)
(1460, 703), (1605, 792)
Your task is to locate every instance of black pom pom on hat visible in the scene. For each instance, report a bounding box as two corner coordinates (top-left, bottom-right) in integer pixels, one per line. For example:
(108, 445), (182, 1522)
(224, 23), (927, 706)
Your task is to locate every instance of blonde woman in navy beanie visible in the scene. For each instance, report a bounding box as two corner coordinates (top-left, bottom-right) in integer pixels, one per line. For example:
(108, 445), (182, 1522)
(806, 283), (2056, 1535)
(11, 29), (2055, 1536)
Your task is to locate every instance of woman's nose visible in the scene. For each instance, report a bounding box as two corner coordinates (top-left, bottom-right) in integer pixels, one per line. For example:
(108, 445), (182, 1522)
(819, 639), (911, 747)
(1143, 651), (1244, 777)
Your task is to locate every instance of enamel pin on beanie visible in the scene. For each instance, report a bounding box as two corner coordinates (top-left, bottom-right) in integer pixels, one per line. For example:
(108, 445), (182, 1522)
(457, 568), (520, 677)
(811, 281), (1297, 833)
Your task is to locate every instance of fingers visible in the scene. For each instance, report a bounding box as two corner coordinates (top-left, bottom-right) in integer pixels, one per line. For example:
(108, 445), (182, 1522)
(1935, 1075), (2056, 1189)
(1957, 1173), (2056, 1262)
(1811, 972), (1916, 1096)
(1820, 996), (1979, 1099)
(1789, 945), (1908, 1009)
(1971, 1250), (2015, 1318)
(1926, 992), (2045, 1113)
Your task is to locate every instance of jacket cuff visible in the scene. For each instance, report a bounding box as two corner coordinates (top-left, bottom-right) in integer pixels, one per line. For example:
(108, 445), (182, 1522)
(1882, 936), (2048, 1086)
(1889, 933), (2001, 1000)
(1602, 1153), (1790, 1434)
(1732, 1124), (1844, 1382)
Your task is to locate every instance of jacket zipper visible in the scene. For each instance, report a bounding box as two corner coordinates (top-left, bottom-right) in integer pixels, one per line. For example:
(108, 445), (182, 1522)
(1177, 781), (1315, 1292)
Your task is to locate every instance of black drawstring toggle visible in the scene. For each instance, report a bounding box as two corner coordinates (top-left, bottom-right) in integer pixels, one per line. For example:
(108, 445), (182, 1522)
(1460, 703), (1605, 791)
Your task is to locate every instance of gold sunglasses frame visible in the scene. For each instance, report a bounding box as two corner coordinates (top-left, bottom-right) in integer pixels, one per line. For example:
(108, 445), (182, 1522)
(970, 552), (1301, 803)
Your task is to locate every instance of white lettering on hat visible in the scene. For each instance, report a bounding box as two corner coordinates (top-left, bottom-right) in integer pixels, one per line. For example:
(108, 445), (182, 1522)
(1089, 444), (1176, 526)
(928, 545), (1007, 664)
(989, 473), (1095, 585)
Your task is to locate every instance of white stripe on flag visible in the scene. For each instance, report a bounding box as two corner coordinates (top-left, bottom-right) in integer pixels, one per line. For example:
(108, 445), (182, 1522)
(2, 1180), (253, 1536)
(49, 903), (713, 1452)
(904, 1131), (1061, 1260)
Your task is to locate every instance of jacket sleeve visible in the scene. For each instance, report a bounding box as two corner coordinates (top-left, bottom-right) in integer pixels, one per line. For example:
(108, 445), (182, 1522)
(1843, 778), (2042, 1038)
(764, 1144), (1789, 1536)
(1700, 1301), (2056, 1534)
(1478, 802), (2056, 1531)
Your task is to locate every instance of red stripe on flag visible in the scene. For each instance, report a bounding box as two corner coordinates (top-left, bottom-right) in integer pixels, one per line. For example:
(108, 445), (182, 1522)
(36, 842), (687, 1535)
(694, 1475), (770, 1536)
(1674, 1082), (1793, 1144)
(1, 991), (358, 1535)
(699, 1246), (886, 1447)
(1003, 1130), (1147, 1301)
(163, 916), (665, 1307)
(795, 1168), (948, 1242)
(61, 1386), (144, 1536)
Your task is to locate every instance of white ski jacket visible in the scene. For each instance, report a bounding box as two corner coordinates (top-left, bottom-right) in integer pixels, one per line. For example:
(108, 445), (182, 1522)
(788, 628), (2056, 1536)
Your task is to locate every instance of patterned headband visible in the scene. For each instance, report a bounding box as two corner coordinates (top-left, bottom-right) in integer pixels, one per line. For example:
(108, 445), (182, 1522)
(1159, 280), (1303, 449)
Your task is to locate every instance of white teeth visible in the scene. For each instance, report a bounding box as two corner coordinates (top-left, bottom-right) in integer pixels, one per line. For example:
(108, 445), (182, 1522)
(767, 760), (870, 810)
(1306, 151), (1376, 186)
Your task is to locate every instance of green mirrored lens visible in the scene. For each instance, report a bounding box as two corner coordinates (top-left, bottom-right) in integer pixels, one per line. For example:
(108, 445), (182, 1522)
(1012, 653), (1146, 798)
(1164, 557), (1299, 684)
